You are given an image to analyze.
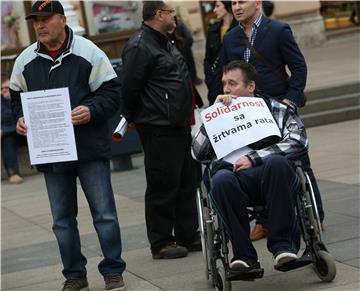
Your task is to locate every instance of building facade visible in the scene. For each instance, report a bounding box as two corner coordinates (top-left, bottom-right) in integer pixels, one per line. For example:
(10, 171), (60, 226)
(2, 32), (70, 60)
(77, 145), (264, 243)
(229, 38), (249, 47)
(1, 1), (359, 71)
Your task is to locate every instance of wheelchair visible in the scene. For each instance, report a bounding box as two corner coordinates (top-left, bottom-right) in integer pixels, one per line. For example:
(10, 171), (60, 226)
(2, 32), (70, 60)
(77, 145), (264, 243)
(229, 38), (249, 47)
(196, 159), (337, 291)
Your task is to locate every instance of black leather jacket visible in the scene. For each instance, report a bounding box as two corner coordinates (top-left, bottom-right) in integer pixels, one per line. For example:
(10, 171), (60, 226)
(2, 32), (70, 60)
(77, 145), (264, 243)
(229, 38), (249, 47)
(121, 24), (193, 128)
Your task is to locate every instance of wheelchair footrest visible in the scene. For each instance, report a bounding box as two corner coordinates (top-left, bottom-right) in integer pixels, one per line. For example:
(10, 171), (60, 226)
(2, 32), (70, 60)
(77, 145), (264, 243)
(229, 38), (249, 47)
(274, 254), (313, 272)
(227, 268), (264, 281)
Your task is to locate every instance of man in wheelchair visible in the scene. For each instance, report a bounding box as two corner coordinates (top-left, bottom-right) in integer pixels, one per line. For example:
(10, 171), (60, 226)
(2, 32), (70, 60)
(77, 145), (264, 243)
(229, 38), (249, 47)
(192, 60), (307, 273)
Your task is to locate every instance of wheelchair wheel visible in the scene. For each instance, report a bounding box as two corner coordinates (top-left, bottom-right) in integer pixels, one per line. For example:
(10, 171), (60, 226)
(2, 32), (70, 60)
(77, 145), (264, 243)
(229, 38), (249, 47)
(304, 171), (323, 239)
(196, 187), (210, 280)
(313, 250), (336, 282)
(196, 186), (217, 283)
(215, 266), (232, 291)
(296, 167), (322, 241)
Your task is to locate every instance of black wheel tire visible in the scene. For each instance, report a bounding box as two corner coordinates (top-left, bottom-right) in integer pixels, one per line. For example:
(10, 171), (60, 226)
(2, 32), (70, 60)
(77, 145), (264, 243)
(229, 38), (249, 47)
(196, 188), (210, 280)
(304, 172), (323, 240)
(314, 250), (337, 282)
(215, 266), (232, 291)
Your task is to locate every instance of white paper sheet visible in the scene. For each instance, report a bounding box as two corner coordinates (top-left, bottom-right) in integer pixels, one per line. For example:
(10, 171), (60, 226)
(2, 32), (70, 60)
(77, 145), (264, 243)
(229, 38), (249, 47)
(201, 97), (281, 159)
(112, 116), (128, 142)
(21, 87), (78, 165)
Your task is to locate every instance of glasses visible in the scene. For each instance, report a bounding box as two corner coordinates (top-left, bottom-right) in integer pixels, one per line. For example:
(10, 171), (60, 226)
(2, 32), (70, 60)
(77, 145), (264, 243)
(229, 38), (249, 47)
(160, 8), (175, 14)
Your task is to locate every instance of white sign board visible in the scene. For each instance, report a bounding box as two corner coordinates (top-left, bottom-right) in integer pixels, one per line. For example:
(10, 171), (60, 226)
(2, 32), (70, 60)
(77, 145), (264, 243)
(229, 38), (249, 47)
(201, 97), (281, 159)
(21, 87), (78, 165)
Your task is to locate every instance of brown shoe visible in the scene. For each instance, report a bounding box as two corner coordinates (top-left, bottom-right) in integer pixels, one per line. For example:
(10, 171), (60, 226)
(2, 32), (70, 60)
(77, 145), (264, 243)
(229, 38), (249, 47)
(250, 224), (267, 241)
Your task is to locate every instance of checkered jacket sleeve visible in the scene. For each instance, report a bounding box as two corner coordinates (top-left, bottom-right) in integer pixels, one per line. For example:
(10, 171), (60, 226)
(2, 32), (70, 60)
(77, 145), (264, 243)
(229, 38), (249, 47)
(246, 99), (309, 166)
(191, 124), (215, 164)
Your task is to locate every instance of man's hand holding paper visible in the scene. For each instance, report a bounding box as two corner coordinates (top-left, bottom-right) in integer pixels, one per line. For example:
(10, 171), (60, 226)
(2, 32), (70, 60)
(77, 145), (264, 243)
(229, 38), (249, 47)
(72, 105), (91, 125)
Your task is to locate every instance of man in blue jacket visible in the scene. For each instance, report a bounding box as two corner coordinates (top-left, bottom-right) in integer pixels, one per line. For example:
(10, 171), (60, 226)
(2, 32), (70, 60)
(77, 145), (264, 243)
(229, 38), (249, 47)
(222, 0), (324, 241)
(10, 1), (126, 290)
(223, 0), (307, 108)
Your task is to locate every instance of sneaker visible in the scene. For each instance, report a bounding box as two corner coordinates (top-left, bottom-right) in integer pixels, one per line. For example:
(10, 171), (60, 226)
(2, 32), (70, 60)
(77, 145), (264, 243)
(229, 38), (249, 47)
(185, 238), (202, 252)
(62, 278), (89, 291)
(104, 274), (125, 291)
(152, 242), (188, 259)
(230, 259), (260, 271)
(250, 224), (267, 241)
(8, 174), (23, 184)
(274, 251), (297, 268)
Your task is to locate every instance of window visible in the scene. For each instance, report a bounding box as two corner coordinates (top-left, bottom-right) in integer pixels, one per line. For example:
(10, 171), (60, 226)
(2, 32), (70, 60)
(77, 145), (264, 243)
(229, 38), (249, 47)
(82, 1), (142, 36)
(1, 1), (30, 51)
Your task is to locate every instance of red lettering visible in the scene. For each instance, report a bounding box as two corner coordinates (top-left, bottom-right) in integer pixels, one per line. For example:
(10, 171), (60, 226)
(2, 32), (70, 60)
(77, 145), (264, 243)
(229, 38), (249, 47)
(204, 112), (211, 122)
(38, 0), (50, 11)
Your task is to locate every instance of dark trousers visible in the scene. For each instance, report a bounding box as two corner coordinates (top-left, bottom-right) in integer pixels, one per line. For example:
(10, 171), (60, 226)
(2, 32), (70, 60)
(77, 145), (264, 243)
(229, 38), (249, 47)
(137, 125), (199, 252)
(256, 152), (324, 226)
(210, 156), (300, 262)
(1, 132), (20, 176)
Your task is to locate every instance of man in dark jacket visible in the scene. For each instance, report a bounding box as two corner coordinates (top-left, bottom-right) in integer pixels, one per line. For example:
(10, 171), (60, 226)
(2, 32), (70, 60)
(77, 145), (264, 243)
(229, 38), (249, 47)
(222, 0), (324, 241)
(121, 1), (200, 260)
(223, 0), (307, 108)
(10, 1), (126, 290)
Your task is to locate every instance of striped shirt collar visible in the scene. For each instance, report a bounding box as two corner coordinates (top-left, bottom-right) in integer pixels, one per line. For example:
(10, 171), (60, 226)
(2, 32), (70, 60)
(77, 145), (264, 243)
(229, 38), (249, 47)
(239, 14), (263, 31)
(239, 14), (263, 63)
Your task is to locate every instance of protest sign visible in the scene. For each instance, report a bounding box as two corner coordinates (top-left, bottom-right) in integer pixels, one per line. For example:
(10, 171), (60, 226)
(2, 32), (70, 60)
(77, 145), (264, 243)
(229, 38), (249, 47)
(201, 97), (281, 159)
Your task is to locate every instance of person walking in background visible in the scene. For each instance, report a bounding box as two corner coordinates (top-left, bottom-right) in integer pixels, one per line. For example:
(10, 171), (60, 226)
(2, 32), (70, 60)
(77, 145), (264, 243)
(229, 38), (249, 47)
(222, 0), (324, 241)
(204, 1), (237, 105)
(1, 76), (24, 184)
(262, 0), (274, 17)
(121, 1), (200, 260)
(10, 1), (126, 290)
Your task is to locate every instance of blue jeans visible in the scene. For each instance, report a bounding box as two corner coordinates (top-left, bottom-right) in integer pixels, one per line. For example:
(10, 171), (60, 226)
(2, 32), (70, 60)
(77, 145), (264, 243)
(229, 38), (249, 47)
(44, 159), (126, 279)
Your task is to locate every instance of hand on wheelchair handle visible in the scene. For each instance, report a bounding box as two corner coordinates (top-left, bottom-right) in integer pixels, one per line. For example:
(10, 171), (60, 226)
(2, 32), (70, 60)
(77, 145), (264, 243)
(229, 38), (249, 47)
(233, 156), (253, 172)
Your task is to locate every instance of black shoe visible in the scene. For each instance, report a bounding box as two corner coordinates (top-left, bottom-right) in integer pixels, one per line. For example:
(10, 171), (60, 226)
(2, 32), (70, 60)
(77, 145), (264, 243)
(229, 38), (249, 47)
(185, 238), (202, 252)
(152, 242), (188, 259)
(230, 259), (260, 271)
(273, 250), (297, 268)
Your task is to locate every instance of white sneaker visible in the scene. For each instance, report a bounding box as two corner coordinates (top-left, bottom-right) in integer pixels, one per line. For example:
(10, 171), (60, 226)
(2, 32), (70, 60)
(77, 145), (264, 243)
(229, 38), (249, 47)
(230, 259), (249, 270)
(274, 252), (297, 267)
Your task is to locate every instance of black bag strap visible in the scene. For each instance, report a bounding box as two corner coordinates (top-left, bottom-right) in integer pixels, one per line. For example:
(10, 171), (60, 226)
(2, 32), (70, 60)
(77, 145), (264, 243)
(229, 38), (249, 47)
(243, 37), (289, 86)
